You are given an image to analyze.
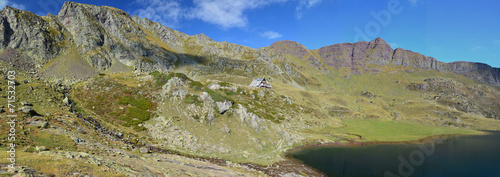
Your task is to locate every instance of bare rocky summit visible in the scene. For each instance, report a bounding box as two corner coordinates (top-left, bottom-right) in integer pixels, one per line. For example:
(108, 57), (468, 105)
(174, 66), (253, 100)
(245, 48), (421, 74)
(1, 2), (500, 177)
(0, 2), (498, 86)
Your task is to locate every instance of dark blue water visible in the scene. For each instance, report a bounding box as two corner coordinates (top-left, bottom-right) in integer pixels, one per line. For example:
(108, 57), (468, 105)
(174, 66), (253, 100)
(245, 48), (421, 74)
(290, 131), (500, 177)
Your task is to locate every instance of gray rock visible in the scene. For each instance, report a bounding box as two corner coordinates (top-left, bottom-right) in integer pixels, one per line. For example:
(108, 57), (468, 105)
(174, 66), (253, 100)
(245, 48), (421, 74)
(40, 122), (49, 129)
(220, 126), (231, 134)
(20, 101), (32, 106)
(258, 90), (265, 97)
(233, 104), (264, 130)
(208, 84), (221, 90)
(63, 97), (70, 105)
(449, 61), (500, 87)
(207, 114), (215, 124)
(216, 101), (233, 114)
(19, 106), (34, 114)
(35, 146), (47, 152)
(140, 147), (150, 153)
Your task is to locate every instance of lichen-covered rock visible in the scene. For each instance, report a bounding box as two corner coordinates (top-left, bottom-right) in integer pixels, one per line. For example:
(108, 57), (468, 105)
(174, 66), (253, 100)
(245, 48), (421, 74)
(140, 147), (150, 153)
(18, 106), (34, 114)
(216, 101), (233, 114)
(233, 104), (264, 130)
(0, 6), (67, 65)
(161, 77), (188, 99)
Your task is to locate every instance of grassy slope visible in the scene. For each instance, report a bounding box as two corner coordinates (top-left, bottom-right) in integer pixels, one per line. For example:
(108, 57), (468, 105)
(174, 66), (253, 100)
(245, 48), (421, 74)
(40, 45), (98, 79)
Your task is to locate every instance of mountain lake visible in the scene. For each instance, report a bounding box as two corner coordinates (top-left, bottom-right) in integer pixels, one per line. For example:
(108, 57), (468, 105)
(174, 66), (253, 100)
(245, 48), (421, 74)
(290, 131), (500, 177)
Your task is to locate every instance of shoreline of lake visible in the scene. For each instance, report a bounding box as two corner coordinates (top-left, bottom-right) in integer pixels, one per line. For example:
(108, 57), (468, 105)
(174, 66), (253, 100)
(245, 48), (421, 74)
(284, 130), (498, 176)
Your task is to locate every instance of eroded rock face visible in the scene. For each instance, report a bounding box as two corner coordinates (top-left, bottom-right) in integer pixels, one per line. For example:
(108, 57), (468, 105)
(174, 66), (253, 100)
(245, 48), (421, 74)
(270, 40), (310, 59)
(0, 6), (66, 64)
(216, 101), (233, 114)
(448, 61), (500, 87)
(3, 2), (500, 87)
(392, 48), (447, 72)
(233, 104), (264, 131)
(57, 1), (177, 72)
(317, 38), (393, 68)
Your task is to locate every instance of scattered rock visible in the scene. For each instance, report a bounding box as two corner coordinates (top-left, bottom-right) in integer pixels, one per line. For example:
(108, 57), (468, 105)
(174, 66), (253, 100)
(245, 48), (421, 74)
(63, 97), (71, 105)
(361, 91), (378, 98)
(40, 122), (49, 128)
(208, 83), (221, 90)
(35, 146), (47, 152)
(20, 101), (33, 106)
(18, 106), (35, 114)
(258, 90), (265, 97)
(233, 104), (264, 130)
(216, 101), (233, 114)
(140, 147), (150, 153)
(207, 114), (215, 124)
(220, 126), (231, 134)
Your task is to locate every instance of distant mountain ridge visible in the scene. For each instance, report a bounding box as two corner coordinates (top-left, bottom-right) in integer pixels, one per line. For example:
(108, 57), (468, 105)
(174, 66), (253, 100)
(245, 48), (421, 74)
(0, 1), (499, 86)
(270, 39), (500, 86)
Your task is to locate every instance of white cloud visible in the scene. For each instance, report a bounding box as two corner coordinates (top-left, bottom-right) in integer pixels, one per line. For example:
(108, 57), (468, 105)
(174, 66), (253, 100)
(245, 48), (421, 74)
(134, 0), (185, 28)
(296, 0), (323, 19)
(307, 0), (322, 8)
(134, 0), (288, 29)
(260, 31), (282, 39)
(389, 43), (399, 49)
(494, 40), (500, 45)
(188, 0), (287, 29)
(0, 0), (26, 10)
(409, 0), (418, 6)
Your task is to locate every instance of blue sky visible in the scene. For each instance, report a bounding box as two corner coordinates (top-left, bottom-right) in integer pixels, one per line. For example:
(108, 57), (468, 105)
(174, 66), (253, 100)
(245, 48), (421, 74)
(4, 0), (500, 67)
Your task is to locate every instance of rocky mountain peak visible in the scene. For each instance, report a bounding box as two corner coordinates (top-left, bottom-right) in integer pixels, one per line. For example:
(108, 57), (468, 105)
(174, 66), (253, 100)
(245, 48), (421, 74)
(270, 40), (309, 59)
(368, 37), (390, 47)
(270, 40), (306, 49)
(1, 2), (499, 87)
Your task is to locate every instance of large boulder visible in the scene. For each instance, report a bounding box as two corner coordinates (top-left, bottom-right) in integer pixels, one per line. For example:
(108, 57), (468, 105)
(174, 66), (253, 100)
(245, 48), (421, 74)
(216, 101), (233, 114)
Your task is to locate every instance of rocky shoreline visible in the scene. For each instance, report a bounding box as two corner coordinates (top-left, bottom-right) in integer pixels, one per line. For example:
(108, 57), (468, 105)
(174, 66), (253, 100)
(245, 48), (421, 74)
(281, 132), (489, 176)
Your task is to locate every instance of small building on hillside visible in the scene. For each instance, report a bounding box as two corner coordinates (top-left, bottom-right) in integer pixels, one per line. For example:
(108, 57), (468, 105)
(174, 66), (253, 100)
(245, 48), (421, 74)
(249, 78), (272, 88)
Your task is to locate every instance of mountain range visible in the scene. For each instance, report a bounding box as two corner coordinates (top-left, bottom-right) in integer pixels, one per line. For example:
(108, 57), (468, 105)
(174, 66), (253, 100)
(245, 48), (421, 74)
(0, 2), (499, 176)
(1, 1), (499, 86)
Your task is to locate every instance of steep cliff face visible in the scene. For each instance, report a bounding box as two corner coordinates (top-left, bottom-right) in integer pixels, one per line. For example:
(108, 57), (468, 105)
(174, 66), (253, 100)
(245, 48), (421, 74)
(316, 38), (394, 69)
(366, 37), (394, 66)
(0, 6), (66, 66)
(391, 48), (447, 72)
(270, 40), (310, 60)
(271, 37), (500, 86)
(449, 61), (500, 87)
(58, 1), (178, 71)
(1, 2), (499, 87)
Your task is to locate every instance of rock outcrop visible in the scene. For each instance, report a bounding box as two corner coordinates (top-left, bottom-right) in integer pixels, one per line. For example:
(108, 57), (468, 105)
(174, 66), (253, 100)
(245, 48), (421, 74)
(272, 37), (500, 86)
(0, 2), (499, 87)
(448, 61), (500, 87)
(0, 6), (66, 65)
(233, 104), (264, 130)
(216, 100), (233, 114)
